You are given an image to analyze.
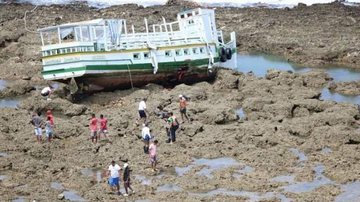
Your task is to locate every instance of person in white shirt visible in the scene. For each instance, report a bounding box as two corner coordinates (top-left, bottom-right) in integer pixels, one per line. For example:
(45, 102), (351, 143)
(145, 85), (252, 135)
(138, 98), (147, 124)
(41, 85), (54, 100)
(107, 160), (122, 195)
(141, 123), (151, 154)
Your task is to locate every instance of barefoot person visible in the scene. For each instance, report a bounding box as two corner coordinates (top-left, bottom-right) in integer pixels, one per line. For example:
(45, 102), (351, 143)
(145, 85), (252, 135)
(41, 85), (54, 100)
(123, 163), (134, 196)
(45, 116), (54, 142)
(98, 114), (111, 143)
(149, 140), (158, 171)
(179, 95), (190, 123)
(107, 160), (122, 195)
(31, 112), (43, 143)
(89, 114), (98, 144)
(141, 123), (151, 154)
(166, 112), (179, 144)
(138, 98), (147, 124)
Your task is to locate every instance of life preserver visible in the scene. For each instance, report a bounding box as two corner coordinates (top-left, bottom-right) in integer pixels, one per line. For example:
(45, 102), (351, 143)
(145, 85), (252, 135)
(219, 47), (227, 62)
(225, 48), (232, 60)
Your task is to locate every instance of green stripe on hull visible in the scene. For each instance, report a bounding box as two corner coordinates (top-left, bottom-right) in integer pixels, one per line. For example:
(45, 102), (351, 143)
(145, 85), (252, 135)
(42, 58), (219, 75)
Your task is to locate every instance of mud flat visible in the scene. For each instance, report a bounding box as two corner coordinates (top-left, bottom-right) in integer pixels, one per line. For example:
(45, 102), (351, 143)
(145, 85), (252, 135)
(0, 68), (359, 201)
(1, 1), (360, 201)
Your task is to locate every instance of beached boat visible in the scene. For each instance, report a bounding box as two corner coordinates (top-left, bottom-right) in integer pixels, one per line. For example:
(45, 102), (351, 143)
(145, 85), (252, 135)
(38, 8), (237, 93)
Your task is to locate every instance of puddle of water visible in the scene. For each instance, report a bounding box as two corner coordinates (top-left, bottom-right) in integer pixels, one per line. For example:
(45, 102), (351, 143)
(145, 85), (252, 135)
(0, 80), (7, 91)
(233, 165), (254, 178)
(335, 181), (360, 202)
(51, 182), (64, 190)
(12, 197), (25, 202)
(191, 188), (291, 202)
(0, 99), (20, 108)
(156, 184), (183, 192)
(235, 108), (246, 119)
(235, 54), (360, 82)
(320, 88), (360, 105)
(0, 175), (7, 180)
(0, 152), (8, 157)
(321, 147), (332, 154)
(176, 157), (244, 178)
(281, 165), (334, 193)
(289, 148), (308, 163)
(134, 175), (152, 185)
(80, 168), (103, 184)
(62, 190), (86, 202)
(271, 175), (295, 184)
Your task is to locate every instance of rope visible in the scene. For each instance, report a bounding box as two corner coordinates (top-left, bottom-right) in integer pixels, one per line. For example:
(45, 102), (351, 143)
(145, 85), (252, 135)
(127, 64), (134, 89)
(24, 5), (38, 33)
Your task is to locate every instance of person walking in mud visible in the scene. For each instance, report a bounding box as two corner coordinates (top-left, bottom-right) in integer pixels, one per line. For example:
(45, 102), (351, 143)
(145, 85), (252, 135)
(149, 140), (158, 171)
(123, 163), (134, 196)
(30, 112), (43, 143)
(41, 85), (54, 101)
(98, 114), (112, 143)
(107, 160), (122, 195)
(166, 112), (179, 144)
(179, 95), (190, 123)
(45, 116), (54, 142)
(138, 98), (147, 124)
(141, 123), (151, 154)
(89, 113), (98, 144)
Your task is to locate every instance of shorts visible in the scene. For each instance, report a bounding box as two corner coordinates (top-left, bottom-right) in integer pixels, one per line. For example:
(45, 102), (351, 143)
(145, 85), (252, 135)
(90, 130), (97, 137)
(108, 177), (120, 186)
(46, 130), (53, 137)
(139, 110), (146, 118)
(34, 128), (42, 136)
(143, 134), (150, 142)
(180, 108), (187, 114)
(99, 129), (108, 134)
(150, 155), (157, 163)
(41, 92), (49, 97)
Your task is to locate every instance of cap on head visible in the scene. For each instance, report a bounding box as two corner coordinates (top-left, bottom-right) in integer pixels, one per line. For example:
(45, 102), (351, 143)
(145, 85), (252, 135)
(111, 160), (115, 164)
(179, 94), (183, 98)
(124, 163), (129, 168)
(47, 110), (52, 114)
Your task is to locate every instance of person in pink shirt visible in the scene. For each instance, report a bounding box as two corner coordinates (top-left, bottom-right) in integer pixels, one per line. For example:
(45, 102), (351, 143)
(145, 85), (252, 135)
(89, 113), (98, 144)
(98, 114), (111, 143)
(149, 140), (158, 171)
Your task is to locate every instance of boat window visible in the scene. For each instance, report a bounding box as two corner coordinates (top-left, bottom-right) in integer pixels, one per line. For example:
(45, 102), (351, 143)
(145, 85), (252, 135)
(133, 53), (140, 60)
(175, 49), (182, 56)
(180, 14), (185, 19)
(192, 48), (198, 54)
(199, 47), (205, 54)
(71, 47), (77, 52)
(184, 49), (190, 55)
(87, 47), (93, 51)
(195, 10), (199, 15)
(144, 52), (150, 59)
(188, 20), (194, 25)
(165, 50), (172, 57)
(67, 48), (71, 53)
(47, 51), (51, 56)
(188, 13), (192, 17)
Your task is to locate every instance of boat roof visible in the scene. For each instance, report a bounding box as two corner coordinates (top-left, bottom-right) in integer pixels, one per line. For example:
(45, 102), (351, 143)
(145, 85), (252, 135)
(38, 19), (123, 32)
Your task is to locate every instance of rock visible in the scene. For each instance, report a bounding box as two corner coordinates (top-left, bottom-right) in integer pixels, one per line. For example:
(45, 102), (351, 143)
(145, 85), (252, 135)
(64, 104), (87, 116)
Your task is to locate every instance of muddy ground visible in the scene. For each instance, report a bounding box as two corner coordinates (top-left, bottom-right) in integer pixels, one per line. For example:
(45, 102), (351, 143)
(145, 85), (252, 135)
(0, 1), (360, 201)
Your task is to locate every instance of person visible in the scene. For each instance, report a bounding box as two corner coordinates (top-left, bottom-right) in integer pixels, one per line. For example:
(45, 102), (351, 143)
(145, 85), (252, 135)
(138, 98), (147, 124)
(89, 114), (98, 144)
(179, 95), (190, 123)
(46, 110), (55, 126)
(31, 112), (43, 143)
(166, 112), (179, 144)
(141, 123), (151, 154)
(149, 140), (158, 171)
(107, 160), (122, 195)
(41, 85), (54, 100)
(123, 163), (134, 196)
(98, 114), (111, 143)
(45, 116), (53, 142)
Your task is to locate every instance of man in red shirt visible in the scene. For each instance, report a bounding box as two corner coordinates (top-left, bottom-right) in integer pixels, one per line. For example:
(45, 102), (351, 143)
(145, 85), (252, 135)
(98, 114), (111, 143)
(89, 113), (98, 144)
